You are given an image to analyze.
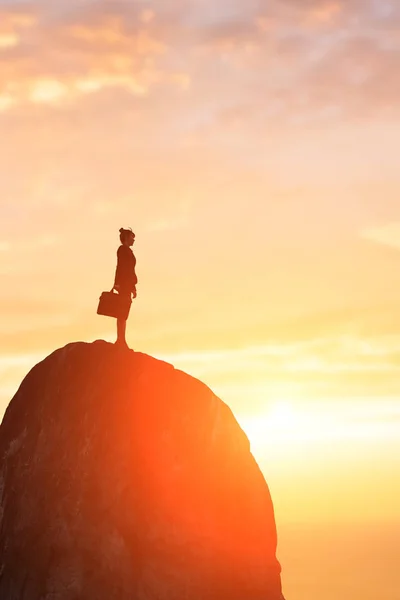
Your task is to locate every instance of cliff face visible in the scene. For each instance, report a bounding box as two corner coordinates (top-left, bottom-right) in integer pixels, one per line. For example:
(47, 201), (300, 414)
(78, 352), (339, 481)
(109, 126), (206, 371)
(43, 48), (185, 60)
(0, 341), (284, 600)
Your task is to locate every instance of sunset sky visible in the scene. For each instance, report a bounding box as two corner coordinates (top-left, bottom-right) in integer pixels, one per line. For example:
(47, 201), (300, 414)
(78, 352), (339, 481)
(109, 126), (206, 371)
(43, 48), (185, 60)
(1, 1), (400, 598)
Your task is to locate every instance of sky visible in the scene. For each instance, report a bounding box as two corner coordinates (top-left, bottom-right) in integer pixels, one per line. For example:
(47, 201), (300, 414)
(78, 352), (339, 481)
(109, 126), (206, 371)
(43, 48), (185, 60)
(1, 1), (400, 598)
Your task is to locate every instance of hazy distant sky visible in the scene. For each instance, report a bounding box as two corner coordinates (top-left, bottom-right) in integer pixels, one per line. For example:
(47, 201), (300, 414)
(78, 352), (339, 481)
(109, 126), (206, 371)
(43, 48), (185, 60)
(2, 0), (400, 398)
(1, 3), (400, 597)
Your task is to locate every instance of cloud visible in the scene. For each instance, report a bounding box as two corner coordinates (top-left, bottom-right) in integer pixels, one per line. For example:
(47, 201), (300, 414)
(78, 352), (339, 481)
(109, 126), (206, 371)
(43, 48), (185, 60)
(185, 0), (400, 125)
(0, 0), (397, 126)
(154, 329), (400, 411)
(362, 223), (400, 251)
(0, 2), (189, 111)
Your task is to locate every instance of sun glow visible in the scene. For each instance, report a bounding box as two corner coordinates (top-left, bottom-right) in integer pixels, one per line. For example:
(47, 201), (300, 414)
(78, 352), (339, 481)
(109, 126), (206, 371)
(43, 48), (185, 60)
(239, 398), (400, 453)
(240, 401), (319, 450)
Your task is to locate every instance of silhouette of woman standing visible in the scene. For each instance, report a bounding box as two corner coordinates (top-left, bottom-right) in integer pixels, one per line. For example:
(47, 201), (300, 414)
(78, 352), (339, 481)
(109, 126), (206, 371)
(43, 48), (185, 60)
(113, 227), (138, 349)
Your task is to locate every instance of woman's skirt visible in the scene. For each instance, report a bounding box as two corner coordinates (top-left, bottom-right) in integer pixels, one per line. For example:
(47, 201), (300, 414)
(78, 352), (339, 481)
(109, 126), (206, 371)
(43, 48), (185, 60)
(118, 289), (132, 321)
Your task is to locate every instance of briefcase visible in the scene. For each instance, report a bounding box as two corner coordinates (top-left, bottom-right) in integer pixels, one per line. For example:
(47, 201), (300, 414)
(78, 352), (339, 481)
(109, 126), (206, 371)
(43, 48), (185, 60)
(97, 288), (132, 320)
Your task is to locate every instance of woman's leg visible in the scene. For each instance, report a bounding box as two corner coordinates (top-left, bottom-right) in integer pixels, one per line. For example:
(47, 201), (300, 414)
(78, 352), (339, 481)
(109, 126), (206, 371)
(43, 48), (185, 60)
(115, 289), (131, 347)
(116, 317), (127, 344)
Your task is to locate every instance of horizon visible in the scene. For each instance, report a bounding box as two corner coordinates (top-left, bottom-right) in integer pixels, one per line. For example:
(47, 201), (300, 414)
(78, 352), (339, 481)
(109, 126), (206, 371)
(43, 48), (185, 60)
(1, 1), (400, 598)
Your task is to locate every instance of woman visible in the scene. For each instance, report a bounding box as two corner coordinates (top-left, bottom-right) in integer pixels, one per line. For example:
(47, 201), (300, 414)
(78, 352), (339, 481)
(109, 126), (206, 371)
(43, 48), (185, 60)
(113, 227), (138, 349)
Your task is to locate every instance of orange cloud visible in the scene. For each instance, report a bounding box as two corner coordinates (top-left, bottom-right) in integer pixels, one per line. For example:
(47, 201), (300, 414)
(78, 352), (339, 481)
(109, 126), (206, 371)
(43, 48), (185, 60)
(0, 7), (37, 49)
(0, 0), (396, 123)
(0, 5), (187, 110)
(0, 33), (19, 49)
(0, 8), (37, 31)
(307, 2), (342, 24)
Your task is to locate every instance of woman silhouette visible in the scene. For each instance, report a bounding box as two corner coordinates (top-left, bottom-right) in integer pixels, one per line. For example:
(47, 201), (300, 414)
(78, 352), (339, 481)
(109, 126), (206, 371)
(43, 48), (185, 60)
(113, 227), (138, 349)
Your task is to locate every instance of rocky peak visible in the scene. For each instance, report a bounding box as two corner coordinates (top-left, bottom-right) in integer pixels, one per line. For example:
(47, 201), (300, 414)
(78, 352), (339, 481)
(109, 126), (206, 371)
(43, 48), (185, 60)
(0, 340), (284, 599)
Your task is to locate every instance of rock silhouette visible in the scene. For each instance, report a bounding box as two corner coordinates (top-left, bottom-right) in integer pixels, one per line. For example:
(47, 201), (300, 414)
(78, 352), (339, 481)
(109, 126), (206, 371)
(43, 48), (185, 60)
(0, 341), (285, 599)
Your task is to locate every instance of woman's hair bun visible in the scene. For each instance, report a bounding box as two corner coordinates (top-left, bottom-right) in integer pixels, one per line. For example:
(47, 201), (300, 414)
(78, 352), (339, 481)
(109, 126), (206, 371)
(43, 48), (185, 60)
(119, 227), (134, 243)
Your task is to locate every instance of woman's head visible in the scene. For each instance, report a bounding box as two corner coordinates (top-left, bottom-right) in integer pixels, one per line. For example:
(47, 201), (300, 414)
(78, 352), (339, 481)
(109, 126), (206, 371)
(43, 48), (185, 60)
(119, 227), (135, 246)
